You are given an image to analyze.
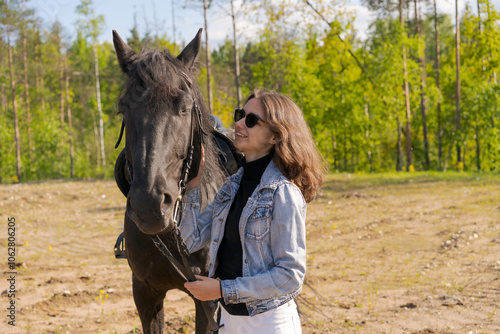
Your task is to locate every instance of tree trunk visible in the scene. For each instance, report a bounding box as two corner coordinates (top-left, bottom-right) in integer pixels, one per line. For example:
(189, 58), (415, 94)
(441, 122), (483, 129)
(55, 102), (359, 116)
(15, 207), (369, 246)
(434, 0), (443, 170)
(230, 0), (242, 109)
(7, 17), (22, 182)
(1, 85), (6, 112)
(400, 0), (412, 171)
(34, 44), (39, 92)
(414, 0), (430, 169)
(65, 56), (75, 178)
(476, 0), (483, 172)
(350, 134), (355, 173)
(91, 110), (100, 169)
(475, 125), (481, 171)
(396, 116), (403, 172)
(40, 50), (46, 111)
(462, 138), (467, 170)
(455, 0), (461, 164)
(203, 0), (213, 112)
(59, 56), (65, 127)
(444, 136), (454, 172)
(332, 132), (338, 171)
(343, 132), (347, 171)
(94, 44), (105, 169)
(22, 0), (33, 157)
(57, 54), (65, 177)
(364, 102), (373, 173)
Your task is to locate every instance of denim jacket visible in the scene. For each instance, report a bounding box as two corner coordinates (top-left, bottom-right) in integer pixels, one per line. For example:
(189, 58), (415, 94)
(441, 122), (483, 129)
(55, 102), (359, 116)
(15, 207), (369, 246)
(180, 160), (307, 316)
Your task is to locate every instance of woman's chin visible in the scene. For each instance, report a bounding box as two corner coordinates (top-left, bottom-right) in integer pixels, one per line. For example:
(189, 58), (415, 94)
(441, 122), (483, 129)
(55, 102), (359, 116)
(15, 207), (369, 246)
(233, 140), (244, 151)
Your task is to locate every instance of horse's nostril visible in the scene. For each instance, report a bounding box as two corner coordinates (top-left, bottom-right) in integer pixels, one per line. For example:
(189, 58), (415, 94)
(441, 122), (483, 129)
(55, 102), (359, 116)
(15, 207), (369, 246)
(164, 193), (173, 206)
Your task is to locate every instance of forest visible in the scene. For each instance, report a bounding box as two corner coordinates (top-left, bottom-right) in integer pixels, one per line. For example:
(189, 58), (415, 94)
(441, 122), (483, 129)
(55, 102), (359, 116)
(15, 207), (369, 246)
(0, 0), (499, 183)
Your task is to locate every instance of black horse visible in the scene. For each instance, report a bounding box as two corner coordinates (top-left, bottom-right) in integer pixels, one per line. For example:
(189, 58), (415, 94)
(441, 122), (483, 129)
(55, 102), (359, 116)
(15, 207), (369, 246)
(112, 29), (237, 334)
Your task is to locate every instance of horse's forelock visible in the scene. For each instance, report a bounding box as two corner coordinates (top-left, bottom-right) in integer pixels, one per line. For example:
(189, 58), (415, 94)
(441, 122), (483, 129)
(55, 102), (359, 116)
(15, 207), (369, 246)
(125, 49), (188, 101)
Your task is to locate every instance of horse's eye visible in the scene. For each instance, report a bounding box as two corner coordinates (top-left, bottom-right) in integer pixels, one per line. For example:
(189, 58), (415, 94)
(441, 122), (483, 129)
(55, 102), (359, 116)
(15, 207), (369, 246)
(118, 100), (130, 114)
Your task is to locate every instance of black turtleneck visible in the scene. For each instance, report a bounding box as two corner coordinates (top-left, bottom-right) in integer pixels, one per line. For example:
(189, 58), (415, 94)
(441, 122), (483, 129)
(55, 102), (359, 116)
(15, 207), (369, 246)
(215, 154), (273, 316)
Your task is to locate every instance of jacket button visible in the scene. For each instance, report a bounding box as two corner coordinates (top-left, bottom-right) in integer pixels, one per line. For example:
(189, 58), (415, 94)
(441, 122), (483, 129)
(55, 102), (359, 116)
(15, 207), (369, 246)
(214, 239), (218, 243)
(244, 259), (248, 264)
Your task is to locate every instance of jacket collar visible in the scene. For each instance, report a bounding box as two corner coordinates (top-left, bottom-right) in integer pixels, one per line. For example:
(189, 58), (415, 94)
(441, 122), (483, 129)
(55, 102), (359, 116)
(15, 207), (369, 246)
(258, 159), (283, 189)
(226, 159), (284, 197)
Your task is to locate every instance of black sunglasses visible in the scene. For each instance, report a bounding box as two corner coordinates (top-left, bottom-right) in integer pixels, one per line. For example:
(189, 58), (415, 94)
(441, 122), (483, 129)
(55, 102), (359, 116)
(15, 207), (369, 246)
(234, 109), (266, 128)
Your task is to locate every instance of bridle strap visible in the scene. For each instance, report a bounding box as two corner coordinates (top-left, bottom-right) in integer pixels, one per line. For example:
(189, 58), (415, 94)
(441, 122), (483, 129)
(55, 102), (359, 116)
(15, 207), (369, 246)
(151, 234), (221, 332)
(115, 120), (125, 149)
(178, 99), (198, 193)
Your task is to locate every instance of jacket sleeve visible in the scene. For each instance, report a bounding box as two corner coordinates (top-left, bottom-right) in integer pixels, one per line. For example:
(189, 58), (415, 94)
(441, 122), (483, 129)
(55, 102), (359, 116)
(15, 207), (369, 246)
(220, 182), (307, 304)
(179, 188), (217, 254)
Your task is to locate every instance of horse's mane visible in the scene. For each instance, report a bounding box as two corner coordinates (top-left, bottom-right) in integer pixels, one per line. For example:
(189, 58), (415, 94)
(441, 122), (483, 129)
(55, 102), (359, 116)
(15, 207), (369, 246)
(124, 48), (226, 208)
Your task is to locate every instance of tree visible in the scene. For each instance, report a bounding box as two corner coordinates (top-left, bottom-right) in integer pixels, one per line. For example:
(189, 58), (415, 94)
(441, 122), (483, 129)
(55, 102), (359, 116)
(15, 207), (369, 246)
(203, 0), (214, 112)
(433, 0), (444, 169)
(454, 0), (462, 169)
(362, 0), (414, 171)
(21, 0), (34, 161)
(2, 0), (22, 181)
(76, 0), (106, 170)
(64, 56), (74, 178)
(0, 0), (499, 182)
(229, 0), (243, 108)
(399, 0), (413, 171)
(414, 0), (430, 169)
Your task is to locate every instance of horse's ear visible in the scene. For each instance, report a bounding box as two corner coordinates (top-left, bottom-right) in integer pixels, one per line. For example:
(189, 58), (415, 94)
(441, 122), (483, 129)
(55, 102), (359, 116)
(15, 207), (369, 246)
(177, 28), (202, 68)
(113, 30), (137, 74)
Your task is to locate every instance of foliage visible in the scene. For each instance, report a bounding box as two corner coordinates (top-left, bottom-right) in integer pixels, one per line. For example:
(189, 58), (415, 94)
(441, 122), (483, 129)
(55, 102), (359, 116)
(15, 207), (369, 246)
(0, 0), (499, 183)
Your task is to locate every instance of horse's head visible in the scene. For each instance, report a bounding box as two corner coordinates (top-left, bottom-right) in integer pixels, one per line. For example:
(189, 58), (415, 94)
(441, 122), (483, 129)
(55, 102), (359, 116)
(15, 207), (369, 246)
(113, 29), (208, 235)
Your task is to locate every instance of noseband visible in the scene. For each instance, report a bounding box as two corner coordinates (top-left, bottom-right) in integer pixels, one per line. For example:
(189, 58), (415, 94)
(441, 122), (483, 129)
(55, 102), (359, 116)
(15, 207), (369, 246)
(115, 86), (221, 332)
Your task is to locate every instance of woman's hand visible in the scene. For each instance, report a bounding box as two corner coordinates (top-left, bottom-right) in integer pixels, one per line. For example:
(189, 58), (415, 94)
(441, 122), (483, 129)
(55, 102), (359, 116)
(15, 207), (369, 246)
(184, 275), (222, 301)
(186, 146), (205, 191)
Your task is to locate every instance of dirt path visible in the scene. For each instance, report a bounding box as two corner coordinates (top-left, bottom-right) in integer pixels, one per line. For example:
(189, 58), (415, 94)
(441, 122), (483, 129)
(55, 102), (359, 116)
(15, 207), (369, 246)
(1, 174), (499, 333)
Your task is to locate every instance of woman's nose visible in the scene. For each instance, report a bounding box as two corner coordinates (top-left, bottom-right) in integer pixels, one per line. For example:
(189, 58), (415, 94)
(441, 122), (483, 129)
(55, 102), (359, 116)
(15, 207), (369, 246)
(235, 117), (246, 129)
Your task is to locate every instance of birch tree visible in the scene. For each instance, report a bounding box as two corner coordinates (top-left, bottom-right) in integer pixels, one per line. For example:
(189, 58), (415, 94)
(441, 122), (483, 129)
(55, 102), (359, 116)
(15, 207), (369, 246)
(76, 0), (105, 170)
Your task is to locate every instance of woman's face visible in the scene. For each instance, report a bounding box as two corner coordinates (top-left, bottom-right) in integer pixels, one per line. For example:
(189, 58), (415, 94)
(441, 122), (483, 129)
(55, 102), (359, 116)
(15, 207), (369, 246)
(234, 98), (276, 162)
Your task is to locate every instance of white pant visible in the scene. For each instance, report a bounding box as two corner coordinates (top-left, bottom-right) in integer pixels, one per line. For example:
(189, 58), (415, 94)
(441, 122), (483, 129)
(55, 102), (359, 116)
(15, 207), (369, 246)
(219, 300), (302, 334)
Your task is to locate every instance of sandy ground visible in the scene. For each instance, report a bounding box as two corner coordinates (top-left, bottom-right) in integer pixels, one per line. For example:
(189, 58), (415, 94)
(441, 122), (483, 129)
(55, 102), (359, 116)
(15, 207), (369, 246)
(0, 173), (499, 333)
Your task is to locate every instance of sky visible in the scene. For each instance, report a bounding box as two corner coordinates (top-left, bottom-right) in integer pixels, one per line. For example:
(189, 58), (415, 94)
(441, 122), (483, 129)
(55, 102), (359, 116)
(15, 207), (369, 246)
(29, 0), (500, 49)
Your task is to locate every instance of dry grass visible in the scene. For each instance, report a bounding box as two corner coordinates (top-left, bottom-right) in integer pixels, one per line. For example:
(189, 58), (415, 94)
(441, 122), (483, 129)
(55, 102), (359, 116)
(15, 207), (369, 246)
(0, 172), (499, 333)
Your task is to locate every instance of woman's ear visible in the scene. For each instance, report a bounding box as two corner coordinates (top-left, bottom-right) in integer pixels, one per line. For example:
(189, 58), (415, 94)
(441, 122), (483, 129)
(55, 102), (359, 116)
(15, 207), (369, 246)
(270, 135), (279, 145)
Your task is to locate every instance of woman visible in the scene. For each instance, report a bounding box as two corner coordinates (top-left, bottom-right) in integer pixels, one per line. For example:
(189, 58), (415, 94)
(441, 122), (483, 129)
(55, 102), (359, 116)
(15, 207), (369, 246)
(181, 89), (325, 333)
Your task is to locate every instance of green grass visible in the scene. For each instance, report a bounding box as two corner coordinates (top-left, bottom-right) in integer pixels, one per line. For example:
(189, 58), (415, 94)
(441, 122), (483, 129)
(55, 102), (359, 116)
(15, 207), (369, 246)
(323, 171), (500, 192)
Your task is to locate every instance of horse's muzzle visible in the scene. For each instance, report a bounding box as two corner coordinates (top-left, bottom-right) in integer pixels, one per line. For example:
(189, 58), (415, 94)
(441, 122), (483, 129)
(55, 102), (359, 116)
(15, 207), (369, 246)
(126, 192), (176, 235)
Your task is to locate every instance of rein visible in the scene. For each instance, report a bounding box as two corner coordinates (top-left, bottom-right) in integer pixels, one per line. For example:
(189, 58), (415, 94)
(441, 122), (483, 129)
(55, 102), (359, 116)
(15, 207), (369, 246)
(115, 94), (221, 333)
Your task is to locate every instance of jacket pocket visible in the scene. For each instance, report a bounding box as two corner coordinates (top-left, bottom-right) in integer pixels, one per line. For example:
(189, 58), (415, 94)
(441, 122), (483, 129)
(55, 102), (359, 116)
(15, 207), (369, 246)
(212, 189), (231, 218)
(214, 190), (231, 203)
(245, 205), (272, 239)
